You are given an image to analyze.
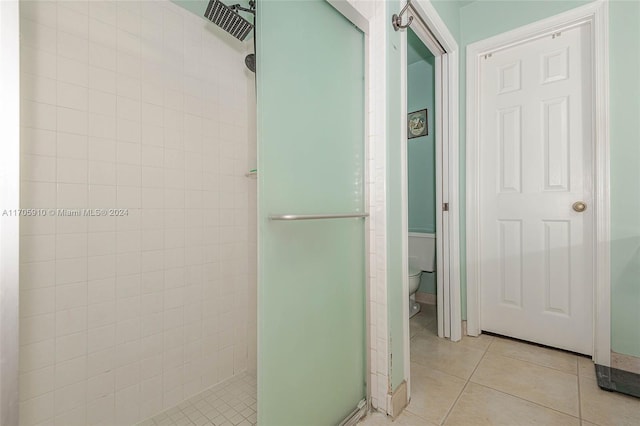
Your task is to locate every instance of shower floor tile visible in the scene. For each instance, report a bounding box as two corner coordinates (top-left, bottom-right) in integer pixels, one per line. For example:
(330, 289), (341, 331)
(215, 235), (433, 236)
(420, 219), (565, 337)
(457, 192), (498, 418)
(138, 372), (257, 426)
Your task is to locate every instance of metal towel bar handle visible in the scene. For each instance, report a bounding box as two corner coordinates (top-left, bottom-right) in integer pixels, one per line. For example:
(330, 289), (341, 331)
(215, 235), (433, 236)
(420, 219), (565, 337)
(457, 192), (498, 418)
(269, 213), (369, 221)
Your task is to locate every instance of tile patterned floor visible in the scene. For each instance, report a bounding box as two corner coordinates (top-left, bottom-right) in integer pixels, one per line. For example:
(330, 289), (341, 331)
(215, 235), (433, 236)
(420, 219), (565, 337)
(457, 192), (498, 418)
(136, 372), (256, 426)
(136, 306), (640, 426)
(360, 303), (640, 426)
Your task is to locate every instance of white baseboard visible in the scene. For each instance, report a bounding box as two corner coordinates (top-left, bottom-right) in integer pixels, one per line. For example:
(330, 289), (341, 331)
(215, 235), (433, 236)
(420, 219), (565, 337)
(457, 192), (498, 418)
(388, 380), (408, 419)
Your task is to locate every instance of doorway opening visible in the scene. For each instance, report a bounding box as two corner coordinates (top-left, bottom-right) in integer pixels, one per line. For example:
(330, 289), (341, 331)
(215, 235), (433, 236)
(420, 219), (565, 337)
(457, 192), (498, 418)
(398, 0), (462, 402)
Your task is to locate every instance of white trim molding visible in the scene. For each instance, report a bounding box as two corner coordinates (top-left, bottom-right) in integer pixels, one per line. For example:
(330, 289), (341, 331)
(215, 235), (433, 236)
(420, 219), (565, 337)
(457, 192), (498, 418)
(465, 0), (610, 366)
(591, 0), (611, 368)
(408, 0), (462, 344)
(329, 0), (371, 34)
(399, 17), (411, 404)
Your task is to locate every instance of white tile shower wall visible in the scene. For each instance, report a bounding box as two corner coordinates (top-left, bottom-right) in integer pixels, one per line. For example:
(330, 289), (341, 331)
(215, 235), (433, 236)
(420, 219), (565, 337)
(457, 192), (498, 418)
(18, 1), (257, 424)
(369, 1), (389, 413)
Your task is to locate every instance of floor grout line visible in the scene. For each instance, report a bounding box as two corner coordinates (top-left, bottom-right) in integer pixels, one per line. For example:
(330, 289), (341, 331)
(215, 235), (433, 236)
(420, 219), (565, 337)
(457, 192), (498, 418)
(408, 359), (481, 383)
(438, 334), (492, 425)
(465, 381), (582, 422)
(577, 366), (583, 422)
(402, 405), (438, 425)
(482, 347), (581, 377)
(472, 340), (581, 418)
(409, 339), (491, 376)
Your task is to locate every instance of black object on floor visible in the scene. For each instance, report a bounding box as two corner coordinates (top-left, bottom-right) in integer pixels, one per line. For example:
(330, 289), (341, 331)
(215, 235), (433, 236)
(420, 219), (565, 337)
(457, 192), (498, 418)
(596, 364), (640, 398)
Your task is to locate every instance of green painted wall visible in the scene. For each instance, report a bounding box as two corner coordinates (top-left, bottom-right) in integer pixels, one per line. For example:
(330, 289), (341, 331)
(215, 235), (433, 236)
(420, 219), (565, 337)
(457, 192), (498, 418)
(407, 55), (436, 234)
(419, 272), (437, 295)
(407, 32), (437, 295)
(459, 0), (591, 43)
(407, 56), (438, 294)
(431, 0), (464, 43)
(608, 0), (640, 357)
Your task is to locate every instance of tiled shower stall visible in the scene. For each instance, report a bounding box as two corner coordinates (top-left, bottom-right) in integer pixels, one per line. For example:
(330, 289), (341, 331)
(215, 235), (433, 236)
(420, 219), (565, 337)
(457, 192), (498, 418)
(18, 0), (257, 424)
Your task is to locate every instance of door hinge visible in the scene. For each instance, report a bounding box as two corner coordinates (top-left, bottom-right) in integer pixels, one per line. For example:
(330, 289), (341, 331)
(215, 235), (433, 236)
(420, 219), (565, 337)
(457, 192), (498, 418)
(443, 202), (449, 212)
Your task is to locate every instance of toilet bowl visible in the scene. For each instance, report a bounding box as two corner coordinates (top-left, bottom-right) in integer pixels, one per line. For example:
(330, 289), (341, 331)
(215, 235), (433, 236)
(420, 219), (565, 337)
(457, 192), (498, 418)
(409, 265), (422, 318)
(408, 233), (436, 318)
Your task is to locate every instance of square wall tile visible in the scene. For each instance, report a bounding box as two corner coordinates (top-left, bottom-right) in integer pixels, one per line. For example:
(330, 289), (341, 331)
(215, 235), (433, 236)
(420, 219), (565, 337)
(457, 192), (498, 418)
(19, 0), (256, 424)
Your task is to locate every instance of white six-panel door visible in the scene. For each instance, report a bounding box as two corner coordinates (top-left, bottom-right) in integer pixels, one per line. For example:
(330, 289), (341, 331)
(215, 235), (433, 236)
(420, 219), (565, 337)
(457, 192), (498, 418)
(479, 23), (593, 355)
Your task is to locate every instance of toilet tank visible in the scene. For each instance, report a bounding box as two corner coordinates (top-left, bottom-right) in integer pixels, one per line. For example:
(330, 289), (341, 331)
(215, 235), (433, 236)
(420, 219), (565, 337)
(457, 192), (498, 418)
(408, 232), (436, 272)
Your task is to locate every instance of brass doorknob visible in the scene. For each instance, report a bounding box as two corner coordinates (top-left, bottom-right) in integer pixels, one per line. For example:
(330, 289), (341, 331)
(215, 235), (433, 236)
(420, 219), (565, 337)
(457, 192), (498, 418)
(572, 201), (587, 212)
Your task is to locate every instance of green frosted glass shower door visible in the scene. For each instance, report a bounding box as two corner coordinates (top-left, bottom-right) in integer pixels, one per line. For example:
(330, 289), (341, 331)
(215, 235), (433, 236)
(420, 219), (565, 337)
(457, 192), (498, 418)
(257, 0), (366, 425)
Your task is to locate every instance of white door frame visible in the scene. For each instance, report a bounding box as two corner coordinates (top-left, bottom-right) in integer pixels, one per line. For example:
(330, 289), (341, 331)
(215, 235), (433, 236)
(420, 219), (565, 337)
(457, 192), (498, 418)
(399, 0), (462, 400)
(466, 0), (611, 366)
(403, 0), (461, 343)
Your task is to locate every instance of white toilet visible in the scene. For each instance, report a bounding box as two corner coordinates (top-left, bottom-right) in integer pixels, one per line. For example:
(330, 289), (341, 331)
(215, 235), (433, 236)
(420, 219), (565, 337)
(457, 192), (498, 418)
(408, 233), (436, 318)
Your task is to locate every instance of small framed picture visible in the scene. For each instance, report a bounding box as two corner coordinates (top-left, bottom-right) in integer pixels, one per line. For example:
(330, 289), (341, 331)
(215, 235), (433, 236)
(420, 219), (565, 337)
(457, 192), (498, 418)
(408, 109), (428, 139)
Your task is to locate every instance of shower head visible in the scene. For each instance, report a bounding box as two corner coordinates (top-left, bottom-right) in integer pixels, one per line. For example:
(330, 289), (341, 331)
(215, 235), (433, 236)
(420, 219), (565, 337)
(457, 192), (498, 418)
(204, 0), (254, 41)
